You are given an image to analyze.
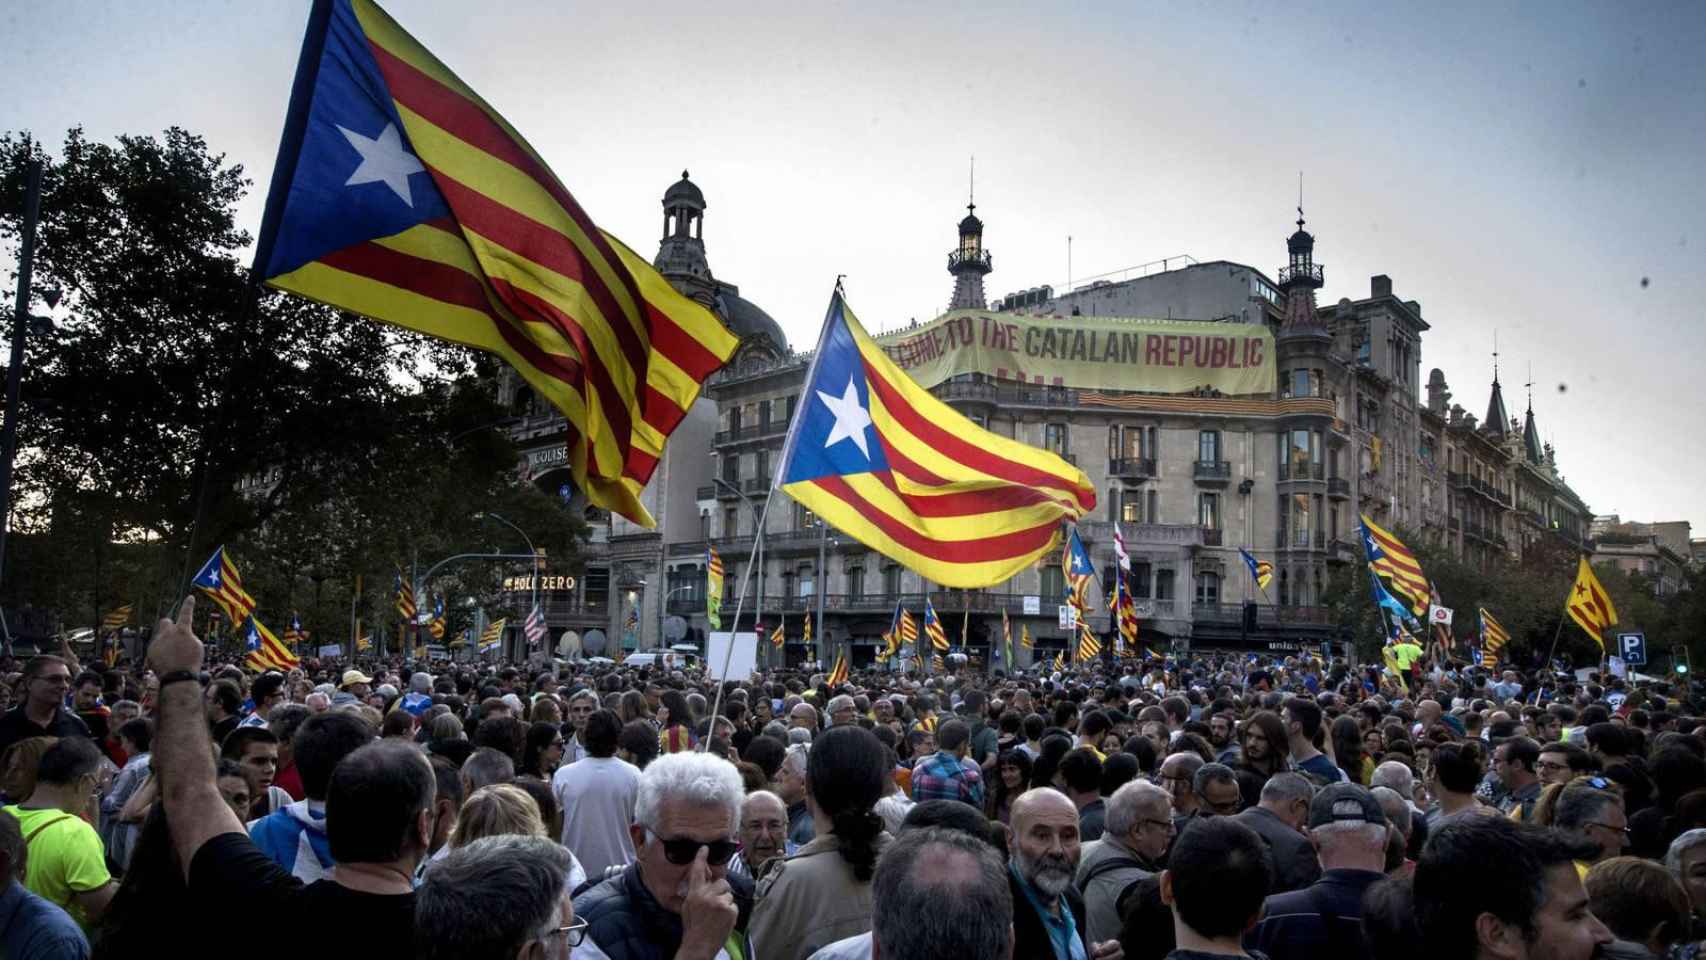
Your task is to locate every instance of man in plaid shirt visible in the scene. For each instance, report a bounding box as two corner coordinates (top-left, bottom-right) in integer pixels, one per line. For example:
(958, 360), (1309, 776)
(909, 718), (985, 807)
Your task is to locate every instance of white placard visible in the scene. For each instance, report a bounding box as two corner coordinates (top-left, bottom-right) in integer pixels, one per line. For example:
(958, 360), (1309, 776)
(1428, 604), (1453, 627)
(1023, 596), (1041, 615)
(705, 632), (758, 681)
(317, 644), (343, 658)
(1058, 605), (1077, 630)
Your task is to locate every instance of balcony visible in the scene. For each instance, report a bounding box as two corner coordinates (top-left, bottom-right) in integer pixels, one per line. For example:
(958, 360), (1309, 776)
(1079, 521), (1206, 548)
(711, 482), (741, 501)
(1108, 457), (1157, 482)
(1277, 461), (1326, 482)
(1277, 263), (1325, 286)
(695, 485), (717, 501)
(947, 248), (993, 273)
(1193, 460), (1232, 484)
(714, 421), (787, 446)
(744, 478), (770, 495)
(1202, 527), (1224, 547)
(1194, 603), (1333, 626)
(1327, 537), (1359, 564)
(667, 540), (707, 557)
(1275, 530), (1327, 552)
(1327, 477), (1350, 498)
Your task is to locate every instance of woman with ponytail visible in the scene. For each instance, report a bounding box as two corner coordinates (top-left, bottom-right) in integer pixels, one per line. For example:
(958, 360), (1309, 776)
(748, 724), (892, 960)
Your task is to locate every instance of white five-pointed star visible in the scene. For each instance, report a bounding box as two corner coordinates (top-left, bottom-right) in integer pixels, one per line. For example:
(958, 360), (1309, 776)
(337, 122), (425, 207)
(817, 377), (873, 459)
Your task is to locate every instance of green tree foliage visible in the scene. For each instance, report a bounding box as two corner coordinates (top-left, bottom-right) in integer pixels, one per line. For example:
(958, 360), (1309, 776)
(1, 128), (582, 643)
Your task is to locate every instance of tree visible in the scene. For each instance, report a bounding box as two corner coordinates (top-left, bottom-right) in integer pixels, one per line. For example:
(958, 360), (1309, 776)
(1, 127), (581, 640)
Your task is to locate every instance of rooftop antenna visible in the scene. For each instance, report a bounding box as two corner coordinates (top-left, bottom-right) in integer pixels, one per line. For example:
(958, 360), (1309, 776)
(1297, 170), (1305, 227)
(968, 156), (975, 212)
(1525, 361), (1534, 411)
(1492, 329), (1500, 383)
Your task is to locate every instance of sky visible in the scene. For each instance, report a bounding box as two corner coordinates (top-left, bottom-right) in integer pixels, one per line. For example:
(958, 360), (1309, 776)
(5, 1), (1705, 530)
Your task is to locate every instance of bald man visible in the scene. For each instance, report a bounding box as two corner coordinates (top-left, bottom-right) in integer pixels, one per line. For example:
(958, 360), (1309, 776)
(1007, 789), (1123, 960)
(730, 790), (795, 881)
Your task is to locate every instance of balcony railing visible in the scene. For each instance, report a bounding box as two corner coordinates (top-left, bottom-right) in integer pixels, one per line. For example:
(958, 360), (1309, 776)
(1327, 477), (1351, 498)
(695, 485), (717, 501)
(1277, 461), (1326, 481)
(1193, 460), (1231, 483)
(947, 249), (993, 272)
(1108, 457), (1157, 481)
(1277, 263), (1325, 286)
(714, 421), (787, 445)
(1194, 603), (1333, 625)
(1201, 527), (1224, 547)
(1275, 530), (1327, 551)
(744, 478), (770, 495)
(1080, 521), (1205, 548)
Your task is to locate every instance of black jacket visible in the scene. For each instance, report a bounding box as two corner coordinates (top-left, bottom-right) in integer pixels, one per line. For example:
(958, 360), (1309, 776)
(573, 862), (754, 960)
(1010, 870), (1091, 960)
(1244, 868), (1386, 960)
(1233, 806), (1322, 895)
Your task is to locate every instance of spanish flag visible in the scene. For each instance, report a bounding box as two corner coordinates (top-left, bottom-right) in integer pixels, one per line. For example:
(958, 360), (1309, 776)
(1565, 556), (1617, 651)
(775, 291), (1094, 587)
(254, 0), (737, 526)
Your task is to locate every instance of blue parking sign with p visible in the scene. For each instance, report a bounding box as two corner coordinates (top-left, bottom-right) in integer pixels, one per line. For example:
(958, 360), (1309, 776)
(1619, 632), (1647, 666)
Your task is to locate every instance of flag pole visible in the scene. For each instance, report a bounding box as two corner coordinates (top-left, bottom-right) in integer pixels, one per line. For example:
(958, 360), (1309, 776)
(1539, 616), (1569, 675)
(703, 486), (778, 750)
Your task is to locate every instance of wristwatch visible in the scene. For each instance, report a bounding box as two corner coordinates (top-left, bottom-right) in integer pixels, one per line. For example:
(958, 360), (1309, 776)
(158, 670), (199, 688)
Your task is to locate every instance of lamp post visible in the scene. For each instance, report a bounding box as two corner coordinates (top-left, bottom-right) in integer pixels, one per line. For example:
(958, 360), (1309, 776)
(658, 583), (697, 651)
(478, 511), (539, 623)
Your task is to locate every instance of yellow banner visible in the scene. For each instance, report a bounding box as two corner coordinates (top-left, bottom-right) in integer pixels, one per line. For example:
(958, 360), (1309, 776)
(874, 310), (1274, 394)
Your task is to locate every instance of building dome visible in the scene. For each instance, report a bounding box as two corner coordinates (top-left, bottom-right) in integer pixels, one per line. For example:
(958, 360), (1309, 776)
(958, 207), (983, 235)
(663, 170), (704, 208)
(715, 289), (789, 352)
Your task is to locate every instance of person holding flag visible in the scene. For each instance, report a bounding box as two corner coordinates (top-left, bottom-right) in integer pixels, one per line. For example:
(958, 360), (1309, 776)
(1565, 556), (1618, 653)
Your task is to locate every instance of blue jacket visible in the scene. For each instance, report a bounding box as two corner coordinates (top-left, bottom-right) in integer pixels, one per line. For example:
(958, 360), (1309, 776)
(1245, 868), (1385, 960)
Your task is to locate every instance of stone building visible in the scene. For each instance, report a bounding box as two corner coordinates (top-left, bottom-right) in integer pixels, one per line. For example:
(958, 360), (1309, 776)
(1591, 516), (1693, 596)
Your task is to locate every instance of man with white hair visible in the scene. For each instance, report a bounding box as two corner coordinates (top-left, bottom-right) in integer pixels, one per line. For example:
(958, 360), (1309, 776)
(1369, 760), (1425, 819)
(1075, 780), (1172, 943)
(573, 752), (748, 960)
(1246, 783), (1390, 960)
(728, 790), (796, 881)
(777, 743), (815, 846)
(825, 695), (857, 727)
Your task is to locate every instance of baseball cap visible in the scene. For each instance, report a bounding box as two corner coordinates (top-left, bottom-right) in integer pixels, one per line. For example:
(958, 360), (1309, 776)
(1307, 783), (1388, 829)
(341, 669), (373, 688)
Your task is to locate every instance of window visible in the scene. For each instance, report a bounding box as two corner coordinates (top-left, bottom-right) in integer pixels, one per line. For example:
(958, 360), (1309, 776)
(1131, 562), (1152, 598)
(1147, 489), (1159, 524)
(785, 395), (797, 419)
(798, 564), (816, 598)
(1195, 572), (1220, 605)
(722, 456), (738, 483)
(1040, 564), (1065, 601)
(1199, 493), (1221, 529)
(1292, 493), (1311, 548)
(728, 406), (742, 432)
(1044, 423), (1068, 456)
(700, 511), (711, 540)
(846, 566), (864, 599)
(1278, 568), (1291, 605)
(755, 449), (770, 483)
(795, 503), (817, 531)
(1155, 569), (1175, 601)
(884, 565), (903, 596)
(1277, 495), (1289, 547)
(758, 399), (771, 428)
(723, 507), (738, 538)
(968, 414), (986, 429)
(1121, 492), (1143, 523)
(1198, 430), (1221, 463)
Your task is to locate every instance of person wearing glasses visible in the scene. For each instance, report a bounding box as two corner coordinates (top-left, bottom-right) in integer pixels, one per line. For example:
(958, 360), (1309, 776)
(1553, 778), (1630, 878)
(1076, 780), (1173, 943)
(416, 834), (586, 960)
(572, 752), (746, 960)
(0, 658), (90, 764)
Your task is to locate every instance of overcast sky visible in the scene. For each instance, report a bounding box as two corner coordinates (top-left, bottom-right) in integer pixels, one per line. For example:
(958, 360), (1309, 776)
(6, 1), (1704, 530)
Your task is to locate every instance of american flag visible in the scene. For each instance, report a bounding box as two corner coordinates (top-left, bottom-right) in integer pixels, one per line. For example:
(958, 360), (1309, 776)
(524, 604), (547, 648)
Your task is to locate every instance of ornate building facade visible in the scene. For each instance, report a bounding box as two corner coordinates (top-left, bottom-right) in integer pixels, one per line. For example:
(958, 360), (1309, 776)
(501, 177), (1594, 664)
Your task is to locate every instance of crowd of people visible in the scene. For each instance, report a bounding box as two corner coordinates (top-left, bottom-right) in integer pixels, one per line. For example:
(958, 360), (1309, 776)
(0, 595), (1698, 959)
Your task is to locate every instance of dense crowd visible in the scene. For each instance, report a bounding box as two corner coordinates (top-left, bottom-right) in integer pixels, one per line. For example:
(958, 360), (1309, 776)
(0, 596), (1696, 959)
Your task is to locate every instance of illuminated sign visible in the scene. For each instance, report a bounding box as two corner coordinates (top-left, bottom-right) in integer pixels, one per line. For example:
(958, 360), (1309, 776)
(503, 574), (577, 592)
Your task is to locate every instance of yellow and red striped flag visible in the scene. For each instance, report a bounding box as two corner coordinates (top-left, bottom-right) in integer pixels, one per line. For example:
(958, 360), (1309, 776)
(1020, 623), (1033, 649)
(191, 547), (258, 626)
(924, 597), (949, 652)
(802, 611), (812, 648)
(898, 608), (919, 646)
(254, 0), (738, 526)
(775, 291), (1094, 587)
(101, 605), (132, 632)
(770, 616), (785, 649)
(1359, 514), (1429, 616)
(1565, 556), (1617, 651)
(827, 651), (848, 687)
(1479, 607), (1509, 668)
(242, 616), (300, 672)
(1076, 621), (1101, 662)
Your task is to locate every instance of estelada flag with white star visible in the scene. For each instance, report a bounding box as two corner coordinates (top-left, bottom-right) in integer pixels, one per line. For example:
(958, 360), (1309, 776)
(252, 0), (737, 527)
(775, 290), (1095, 587)
(1565, 555), (1617, 651)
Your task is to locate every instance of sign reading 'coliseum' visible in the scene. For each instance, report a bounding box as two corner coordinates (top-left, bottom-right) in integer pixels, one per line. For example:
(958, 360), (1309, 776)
(874, 310), (1275, 394)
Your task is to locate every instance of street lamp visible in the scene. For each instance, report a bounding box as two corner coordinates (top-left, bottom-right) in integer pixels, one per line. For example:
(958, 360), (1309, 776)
(479, 511), (540, 622)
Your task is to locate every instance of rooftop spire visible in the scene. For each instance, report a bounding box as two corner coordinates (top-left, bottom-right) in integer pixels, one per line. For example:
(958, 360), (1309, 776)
(1522, 361), (1543, 464)
(1483, 332), (1510, 438)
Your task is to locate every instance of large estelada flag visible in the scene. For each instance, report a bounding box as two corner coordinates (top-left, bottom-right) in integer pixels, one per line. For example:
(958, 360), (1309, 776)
(775, 291), (1094, 587)
(1359, 514), (1429, 616)
(1565, 556), (1617, 651)
(192, 547), (258, 626)
(253, 0), (738, 526)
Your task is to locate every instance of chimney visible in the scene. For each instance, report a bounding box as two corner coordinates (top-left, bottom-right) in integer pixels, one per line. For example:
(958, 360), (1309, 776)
(1371, 275), (1393, 299)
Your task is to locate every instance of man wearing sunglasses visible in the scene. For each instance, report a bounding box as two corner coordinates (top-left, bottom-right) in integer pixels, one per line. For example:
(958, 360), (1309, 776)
(0, 656), (91, 762)
(574, 752), (749, 960)
(1552, 779), (1629, 877)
